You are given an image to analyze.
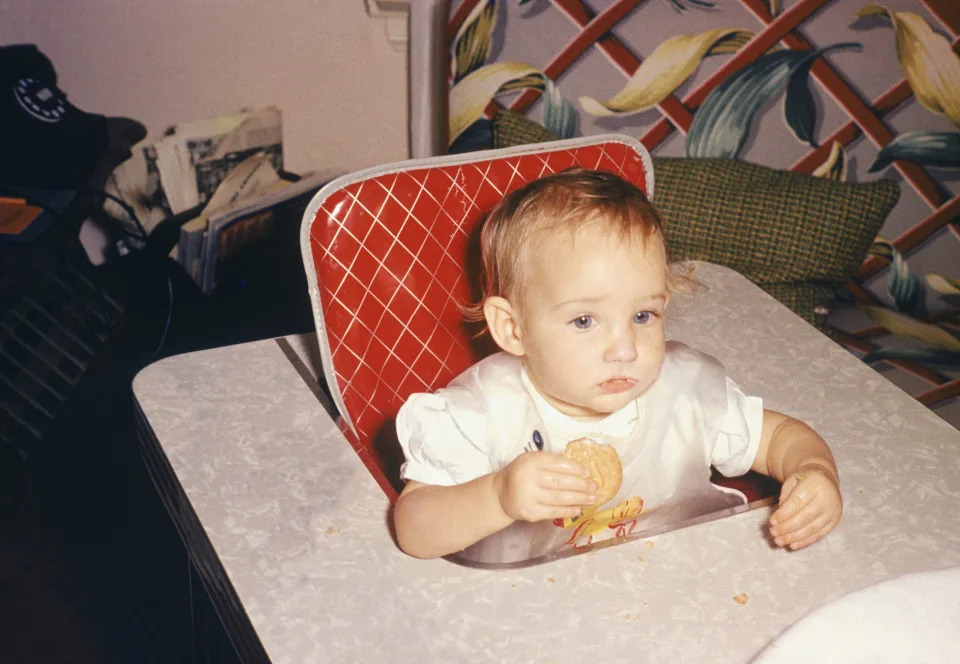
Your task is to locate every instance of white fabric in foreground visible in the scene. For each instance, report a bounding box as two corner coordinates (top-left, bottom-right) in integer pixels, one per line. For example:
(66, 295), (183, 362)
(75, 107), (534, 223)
(753, 566), (960, 663)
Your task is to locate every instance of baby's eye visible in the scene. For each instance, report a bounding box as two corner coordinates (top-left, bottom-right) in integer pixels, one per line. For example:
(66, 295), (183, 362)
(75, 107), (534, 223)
(571, 315), (595, 330)
(633, 311), (655, 325)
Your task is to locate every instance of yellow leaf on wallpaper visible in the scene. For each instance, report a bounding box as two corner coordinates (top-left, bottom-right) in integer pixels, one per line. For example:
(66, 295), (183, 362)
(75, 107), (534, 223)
(812, 140), (847, 181)
(857, 5), (960, 128)
(578, 29), (754, 117)
(926, 273), (960, 296)
(451, 0), (497, 83)
(449, 62), (543, 145)
(868, 236), (895, 261)
(863, 306), (960, 351)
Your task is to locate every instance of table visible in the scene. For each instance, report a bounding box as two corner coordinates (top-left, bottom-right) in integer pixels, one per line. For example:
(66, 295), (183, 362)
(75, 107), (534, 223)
(132, 263), (960, 663)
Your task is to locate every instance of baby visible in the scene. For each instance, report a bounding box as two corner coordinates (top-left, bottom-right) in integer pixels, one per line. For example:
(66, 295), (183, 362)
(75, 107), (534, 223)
(392, 167), (842, 561)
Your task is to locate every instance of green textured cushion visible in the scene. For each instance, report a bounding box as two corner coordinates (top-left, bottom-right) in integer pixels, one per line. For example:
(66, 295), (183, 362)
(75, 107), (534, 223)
(652, 157), (900, 329)
(491, 111), (901, 331)
(494, 108), (558, 148)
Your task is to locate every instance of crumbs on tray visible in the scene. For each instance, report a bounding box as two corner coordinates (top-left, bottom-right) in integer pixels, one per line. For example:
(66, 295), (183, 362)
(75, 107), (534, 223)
(733, 593), (748, 605)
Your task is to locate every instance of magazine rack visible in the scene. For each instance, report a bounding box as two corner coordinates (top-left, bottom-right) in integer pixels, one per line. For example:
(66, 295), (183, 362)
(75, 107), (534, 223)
(299, 136), (653, 501)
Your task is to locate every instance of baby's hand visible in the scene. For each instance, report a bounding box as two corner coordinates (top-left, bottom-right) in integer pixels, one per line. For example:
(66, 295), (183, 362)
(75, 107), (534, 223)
(769, 465), (842, 550)
(493, 451), (597, 523)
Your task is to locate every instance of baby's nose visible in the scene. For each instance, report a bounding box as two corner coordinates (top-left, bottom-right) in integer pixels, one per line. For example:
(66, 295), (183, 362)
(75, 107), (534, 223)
(604, 326), (638, 363)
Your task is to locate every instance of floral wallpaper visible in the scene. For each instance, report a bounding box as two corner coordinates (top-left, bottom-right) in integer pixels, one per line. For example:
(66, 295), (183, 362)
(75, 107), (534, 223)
(446, 0), (959, 421)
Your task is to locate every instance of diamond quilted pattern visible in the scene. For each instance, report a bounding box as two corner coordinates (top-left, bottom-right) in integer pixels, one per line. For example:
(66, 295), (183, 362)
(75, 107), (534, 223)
(304, 138), (651, 500)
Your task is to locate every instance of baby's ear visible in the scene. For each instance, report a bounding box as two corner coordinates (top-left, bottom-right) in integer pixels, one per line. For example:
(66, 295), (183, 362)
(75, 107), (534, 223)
(483, 296), (525, 356)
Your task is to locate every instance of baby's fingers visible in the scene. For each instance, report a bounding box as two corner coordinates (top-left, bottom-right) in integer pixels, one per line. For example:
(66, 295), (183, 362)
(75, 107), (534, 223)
(537, 452), (590, 478)
(770, 480), (816, 527)
(538, 466), (596, 505)
(538, 470), (596, 495)
(540, 487), (596, 509)
(769, 495), (820, 537)
(782, 513), (841, 550)
(772, 512), (828, 549)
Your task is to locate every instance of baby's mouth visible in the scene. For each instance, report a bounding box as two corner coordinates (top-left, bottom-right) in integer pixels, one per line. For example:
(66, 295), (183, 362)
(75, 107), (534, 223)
(598, 378), (637, 394)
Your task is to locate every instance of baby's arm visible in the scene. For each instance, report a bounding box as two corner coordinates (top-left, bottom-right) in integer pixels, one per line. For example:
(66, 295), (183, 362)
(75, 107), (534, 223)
(751, 410), (842, 550)
(393, 451), (596, 559)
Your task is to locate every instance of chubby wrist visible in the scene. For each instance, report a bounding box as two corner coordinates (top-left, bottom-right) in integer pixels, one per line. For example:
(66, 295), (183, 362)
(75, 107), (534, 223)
(488, 470), (517, 525)
(794, 459), (840, 486)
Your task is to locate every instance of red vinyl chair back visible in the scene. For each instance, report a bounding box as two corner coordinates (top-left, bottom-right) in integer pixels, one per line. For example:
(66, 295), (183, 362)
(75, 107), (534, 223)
(300, 136), (654, 501)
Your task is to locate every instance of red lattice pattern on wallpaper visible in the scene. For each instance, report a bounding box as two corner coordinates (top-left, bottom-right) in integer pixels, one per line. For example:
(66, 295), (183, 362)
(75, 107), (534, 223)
(306, 140), (648, 499)
(450, 0), (960, 409)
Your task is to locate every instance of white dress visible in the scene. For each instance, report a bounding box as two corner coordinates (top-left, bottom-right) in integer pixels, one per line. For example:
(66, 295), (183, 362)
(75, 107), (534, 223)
(397, 341), (764, 563)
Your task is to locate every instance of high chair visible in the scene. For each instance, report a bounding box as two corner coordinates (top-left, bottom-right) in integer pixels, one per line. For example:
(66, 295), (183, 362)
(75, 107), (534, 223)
(299, 135), (653, 501)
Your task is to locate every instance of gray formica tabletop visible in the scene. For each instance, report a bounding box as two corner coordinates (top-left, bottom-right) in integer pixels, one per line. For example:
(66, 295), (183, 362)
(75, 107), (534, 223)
(132, 263), (960, 663)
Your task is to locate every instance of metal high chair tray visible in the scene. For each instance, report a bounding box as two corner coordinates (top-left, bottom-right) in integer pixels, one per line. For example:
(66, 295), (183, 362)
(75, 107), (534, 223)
(447, 493), (778, 569)
(279, 333), (780, 570)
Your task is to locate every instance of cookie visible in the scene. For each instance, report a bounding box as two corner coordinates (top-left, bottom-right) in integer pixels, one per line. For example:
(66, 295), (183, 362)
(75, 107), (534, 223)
(563, 438), (623, 507)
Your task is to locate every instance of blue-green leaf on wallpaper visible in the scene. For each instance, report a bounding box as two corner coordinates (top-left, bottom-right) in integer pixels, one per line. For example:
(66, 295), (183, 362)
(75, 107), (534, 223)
(888, 251), (923, 315)
(686, 43), (860, 159)
(836, 286), (854, 303)
(784, 56), (819, 148)
(666, 0), (717, 10)
(862, 347), (960, 368)
(871, 239), (924, 315)
(867, 239), (895, 262)
(868, 131), (960, 173)
(543, 80), (576, 140)
(687, 53), (789, 158)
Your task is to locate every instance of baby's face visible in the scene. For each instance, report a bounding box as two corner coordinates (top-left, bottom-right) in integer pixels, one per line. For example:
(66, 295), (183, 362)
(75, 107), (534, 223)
(515, 221), (668, 419)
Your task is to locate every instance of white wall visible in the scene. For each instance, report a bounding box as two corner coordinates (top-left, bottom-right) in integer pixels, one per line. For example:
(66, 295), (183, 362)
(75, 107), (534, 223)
(0, 1), (410, 176)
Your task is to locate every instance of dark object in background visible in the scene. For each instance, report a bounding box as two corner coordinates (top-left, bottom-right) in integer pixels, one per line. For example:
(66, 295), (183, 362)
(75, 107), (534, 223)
(0, 44), (148, 456)
(0, 43), (146, 191)
(0, 43), (247, 664)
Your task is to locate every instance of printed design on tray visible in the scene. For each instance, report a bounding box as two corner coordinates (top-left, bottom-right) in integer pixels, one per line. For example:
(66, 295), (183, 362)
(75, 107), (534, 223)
(447, 0), (960, 411)
(554, 496), (645, 546)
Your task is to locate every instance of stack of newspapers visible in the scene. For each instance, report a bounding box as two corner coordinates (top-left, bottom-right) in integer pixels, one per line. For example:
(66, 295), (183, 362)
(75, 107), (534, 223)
(103, 106), (335, 293)
(175, 165), (331, 294)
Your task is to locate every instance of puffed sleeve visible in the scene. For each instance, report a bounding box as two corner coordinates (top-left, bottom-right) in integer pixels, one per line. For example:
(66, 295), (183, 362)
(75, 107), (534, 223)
(710, 377), (764, 478)
(396, 392), (495, 486)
